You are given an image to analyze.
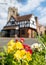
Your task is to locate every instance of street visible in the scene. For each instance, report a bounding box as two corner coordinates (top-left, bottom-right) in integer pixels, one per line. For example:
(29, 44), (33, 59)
(0, 37), (39, 47)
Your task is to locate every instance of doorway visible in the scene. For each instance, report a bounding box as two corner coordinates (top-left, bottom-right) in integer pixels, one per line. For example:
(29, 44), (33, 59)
(6, 30), (10, 37)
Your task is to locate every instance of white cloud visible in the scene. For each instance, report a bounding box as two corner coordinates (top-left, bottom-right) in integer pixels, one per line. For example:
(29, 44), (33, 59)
(39, 16), (46, 26)
(16, 0), (44, 13)
(0, 0), (45, 14)
(0, 0), (46, 31)
(0, 19), (7, 31)
(0, 13), (7, 19)
(37, 6), (46, 26)
(40, 8), (46, 17)
(37, 7), (46, 17)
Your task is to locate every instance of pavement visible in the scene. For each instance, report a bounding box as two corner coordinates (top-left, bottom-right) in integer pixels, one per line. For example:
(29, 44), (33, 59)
(0, 37), (39, 47)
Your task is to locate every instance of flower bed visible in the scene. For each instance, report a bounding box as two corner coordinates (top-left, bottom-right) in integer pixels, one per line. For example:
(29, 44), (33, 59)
(0, 39), (46, 65)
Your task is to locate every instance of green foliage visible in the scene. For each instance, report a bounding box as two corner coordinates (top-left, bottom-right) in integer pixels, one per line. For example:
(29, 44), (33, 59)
(0, 35), (46, 65)
(0, 45), (46, 65)
(0, 59), (2, 65)
(37, 34), (46, 46)
(29, 49), (46, 65)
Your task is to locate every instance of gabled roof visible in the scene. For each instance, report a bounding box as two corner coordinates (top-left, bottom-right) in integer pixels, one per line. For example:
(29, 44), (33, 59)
(8, 14), (37, 22)
(8, 14), (32, 22)
(14, 14), (32, 21)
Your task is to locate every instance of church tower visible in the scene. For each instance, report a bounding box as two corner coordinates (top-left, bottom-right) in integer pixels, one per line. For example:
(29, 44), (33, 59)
(8, 7), (19, 21)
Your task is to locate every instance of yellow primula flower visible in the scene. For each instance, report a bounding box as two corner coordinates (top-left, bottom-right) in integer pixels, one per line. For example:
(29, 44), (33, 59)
(15, 42), (24, 49)
(21, 49), (26, 56)
(7, 39), (15, 46)
(23, 52), (32, 61)
(14, 50), (22, 60)
(7, 40), (24, 50)
(7, 39), (16, 50)
(7, 46), (14, 53)
(26, 52), (32, 61)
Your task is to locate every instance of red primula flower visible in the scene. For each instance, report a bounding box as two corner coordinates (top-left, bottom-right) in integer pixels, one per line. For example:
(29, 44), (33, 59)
(23, 44), (32, 54)
(15, 39), (18, 42)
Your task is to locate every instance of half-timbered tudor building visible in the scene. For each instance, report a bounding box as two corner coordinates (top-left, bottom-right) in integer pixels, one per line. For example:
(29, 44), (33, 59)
(2, 7), (38, 38)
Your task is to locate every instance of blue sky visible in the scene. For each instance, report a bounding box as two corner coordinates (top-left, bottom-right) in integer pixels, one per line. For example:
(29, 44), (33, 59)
(0, 0), (46, 31)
